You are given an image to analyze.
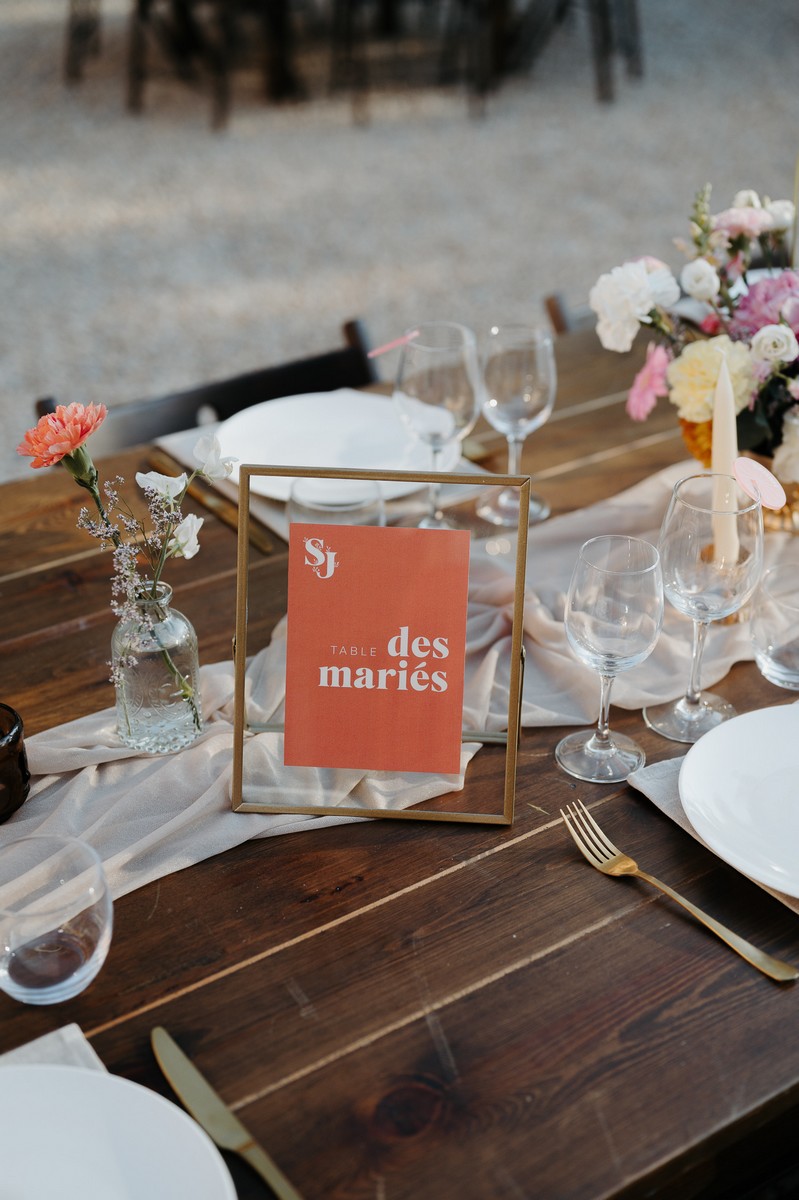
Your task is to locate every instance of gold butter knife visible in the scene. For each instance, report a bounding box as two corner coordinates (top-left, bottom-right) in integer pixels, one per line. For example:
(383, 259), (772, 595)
(151, 1026), (304, 1200)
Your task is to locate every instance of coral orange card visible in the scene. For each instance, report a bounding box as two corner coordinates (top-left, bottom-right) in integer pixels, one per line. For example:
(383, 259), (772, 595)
(284, 523), (471, 774)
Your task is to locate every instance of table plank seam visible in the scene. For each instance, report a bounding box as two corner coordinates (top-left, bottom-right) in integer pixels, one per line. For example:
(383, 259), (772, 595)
(84, 816), (569, 1039)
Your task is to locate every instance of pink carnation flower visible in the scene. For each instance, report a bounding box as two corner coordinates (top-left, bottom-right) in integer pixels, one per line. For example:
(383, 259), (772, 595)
(712, 207), (775, 240)
(729, 271), (799, 339)
(626, 343), (671, 421)
(700, 313), (722, 335)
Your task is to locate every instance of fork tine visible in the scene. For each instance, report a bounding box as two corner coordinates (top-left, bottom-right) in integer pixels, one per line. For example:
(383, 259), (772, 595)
(565, 801), (609, 863)
(573, 798), (621, 859)
(561, 806), (604, 869)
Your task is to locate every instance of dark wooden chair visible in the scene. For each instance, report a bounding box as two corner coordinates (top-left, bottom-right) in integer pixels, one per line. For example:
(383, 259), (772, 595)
(544, 292), (594, 335)
(126, 0), (302, 129)
(35, 319), (377, 457)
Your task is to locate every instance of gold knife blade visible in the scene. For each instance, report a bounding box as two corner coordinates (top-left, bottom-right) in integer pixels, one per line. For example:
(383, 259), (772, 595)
(150, 1026), (304, 1200)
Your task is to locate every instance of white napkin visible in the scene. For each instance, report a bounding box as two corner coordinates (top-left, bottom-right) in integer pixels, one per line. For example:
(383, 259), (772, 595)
(628, 757), (799, 914)
(0, 1024), (105, 1070)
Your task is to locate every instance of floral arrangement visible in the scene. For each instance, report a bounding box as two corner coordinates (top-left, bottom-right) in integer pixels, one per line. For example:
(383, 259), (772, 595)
(589, 185), (799, 475)
(17, 402), (235, 738)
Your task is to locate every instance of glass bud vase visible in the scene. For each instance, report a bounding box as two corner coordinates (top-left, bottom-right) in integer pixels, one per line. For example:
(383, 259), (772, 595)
(111, 582), (202, 754)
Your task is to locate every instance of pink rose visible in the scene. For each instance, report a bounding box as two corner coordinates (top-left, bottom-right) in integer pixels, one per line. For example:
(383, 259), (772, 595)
(626, 343), (671, 421)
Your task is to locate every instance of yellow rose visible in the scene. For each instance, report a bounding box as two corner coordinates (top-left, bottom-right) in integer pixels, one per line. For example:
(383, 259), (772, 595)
(667, 335), (755, 423)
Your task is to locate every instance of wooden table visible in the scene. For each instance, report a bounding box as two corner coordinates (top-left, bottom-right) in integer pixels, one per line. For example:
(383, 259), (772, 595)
(2, 329), (798, 1200)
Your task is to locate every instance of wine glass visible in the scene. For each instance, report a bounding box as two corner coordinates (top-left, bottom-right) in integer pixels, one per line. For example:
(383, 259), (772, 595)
(555, 535), (664, 783)
(476, 325), (557, 526)
(393, 322), (481, 529)
(643, 473), (764, 743)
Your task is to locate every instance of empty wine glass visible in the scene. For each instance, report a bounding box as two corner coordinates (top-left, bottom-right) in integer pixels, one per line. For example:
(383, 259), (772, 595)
(555, 535), (664, 783)
(393, 322), (481, 529)
(477, 325), (557, 526)
(643, 473), (764, 743)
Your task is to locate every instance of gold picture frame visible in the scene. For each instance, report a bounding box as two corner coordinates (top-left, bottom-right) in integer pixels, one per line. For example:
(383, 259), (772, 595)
(231, 465), (529, 825)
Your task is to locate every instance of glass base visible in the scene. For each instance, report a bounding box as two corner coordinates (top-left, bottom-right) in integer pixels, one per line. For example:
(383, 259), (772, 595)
(555, 729), (645, 783)
(642, 691), (737, 744)
(476, 487), (549, 527)
(416, 513), (459, 530)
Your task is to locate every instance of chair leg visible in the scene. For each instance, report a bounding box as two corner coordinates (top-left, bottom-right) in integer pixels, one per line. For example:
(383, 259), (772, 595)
(126, 0), (149, 112)
(587, 0), (614, 102)
(615, 0), (643, 78)
(64, 0), (102, 83)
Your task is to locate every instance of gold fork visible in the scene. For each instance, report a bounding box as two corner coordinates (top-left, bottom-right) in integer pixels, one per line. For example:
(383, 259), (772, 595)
(561, 799), (798, 983)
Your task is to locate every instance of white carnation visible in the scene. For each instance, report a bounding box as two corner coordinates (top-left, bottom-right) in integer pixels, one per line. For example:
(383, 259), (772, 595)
(589, 260), (678, 353)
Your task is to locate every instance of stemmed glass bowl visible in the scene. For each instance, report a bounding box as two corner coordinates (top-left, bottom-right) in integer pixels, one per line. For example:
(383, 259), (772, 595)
(555, 535), (664, 783)
(393, 322), (481, 529)
(476, 324), (557, 526)
(643, 472), (764, 743)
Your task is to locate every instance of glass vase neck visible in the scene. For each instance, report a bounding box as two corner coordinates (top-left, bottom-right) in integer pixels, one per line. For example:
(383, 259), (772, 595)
(135, 581), (172, 608)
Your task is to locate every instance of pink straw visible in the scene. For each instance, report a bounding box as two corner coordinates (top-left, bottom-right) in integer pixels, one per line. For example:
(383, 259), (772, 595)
(367, 329), (420, 358)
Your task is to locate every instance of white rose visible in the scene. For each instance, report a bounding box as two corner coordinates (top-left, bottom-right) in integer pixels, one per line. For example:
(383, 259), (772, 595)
(680, 259), (720, 303)
(135, 469), (188, 500)
(765, 199), (795, 232)
(733, 189), (761, 208)
(193, 434), (237, 480)
(168, 513), (203, 559)
(750, 324), (799, 364)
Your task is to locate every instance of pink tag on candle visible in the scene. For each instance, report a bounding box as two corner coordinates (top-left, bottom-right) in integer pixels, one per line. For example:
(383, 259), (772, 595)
(733, 457), (787, 510)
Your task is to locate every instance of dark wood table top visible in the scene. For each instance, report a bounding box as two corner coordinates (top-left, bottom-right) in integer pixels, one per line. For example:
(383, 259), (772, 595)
(2, 328), (798, 1200)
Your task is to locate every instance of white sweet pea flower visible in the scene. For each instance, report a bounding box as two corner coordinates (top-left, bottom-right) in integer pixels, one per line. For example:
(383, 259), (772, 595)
(733, 189), (761, 209)
(765, 199), (795, 233)
(193, 434), (237, 481)
(168, 513), (203, 559)
(135, 470), (188, 500)
(680, 258), (720, 303)
(750, 324), (799, 365)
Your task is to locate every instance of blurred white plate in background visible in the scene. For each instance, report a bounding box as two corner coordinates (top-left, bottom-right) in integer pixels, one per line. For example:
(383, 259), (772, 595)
(216, 389), (460, 502)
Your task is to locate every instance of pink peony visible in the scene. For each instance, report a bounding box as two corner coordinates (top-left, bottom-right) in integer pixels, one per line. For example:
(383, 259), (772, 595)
(626, 343), (671, 421)
(729, 271), (799, 339)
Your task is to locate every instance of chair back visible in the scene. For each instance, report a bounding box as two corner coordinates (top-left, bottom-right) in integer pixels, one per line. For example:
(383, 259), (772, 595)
(35, 321), (376, 457)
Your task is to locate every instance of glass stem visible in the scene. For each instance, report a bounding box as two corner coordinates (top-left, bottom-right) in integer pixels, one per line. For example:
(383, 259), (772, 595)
(506, 436), (524, 476)
(595, 673), (615, 746)
(428, 446), (443, 523)
(686, 618), (708, 707)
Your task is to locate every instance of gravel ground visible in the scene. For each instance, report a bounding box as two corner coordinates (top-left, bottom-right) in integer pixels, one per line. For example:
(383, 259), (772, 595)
(3, 0), (799, 482)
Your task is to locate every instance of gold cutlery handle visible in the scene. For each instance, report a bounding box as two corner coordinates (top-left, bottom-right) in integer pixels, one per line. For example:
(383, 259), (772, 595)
(238, 1139), (305, 1200)
(636, 869), (798, 983)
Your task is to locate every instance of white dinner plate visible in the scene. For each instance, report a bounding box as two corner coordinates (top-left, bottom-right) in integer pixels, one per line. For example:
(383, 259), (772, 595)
(0, 1064), (236, 1199)
(216, 388), (461, 501)
(679, 704), (799, 896)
